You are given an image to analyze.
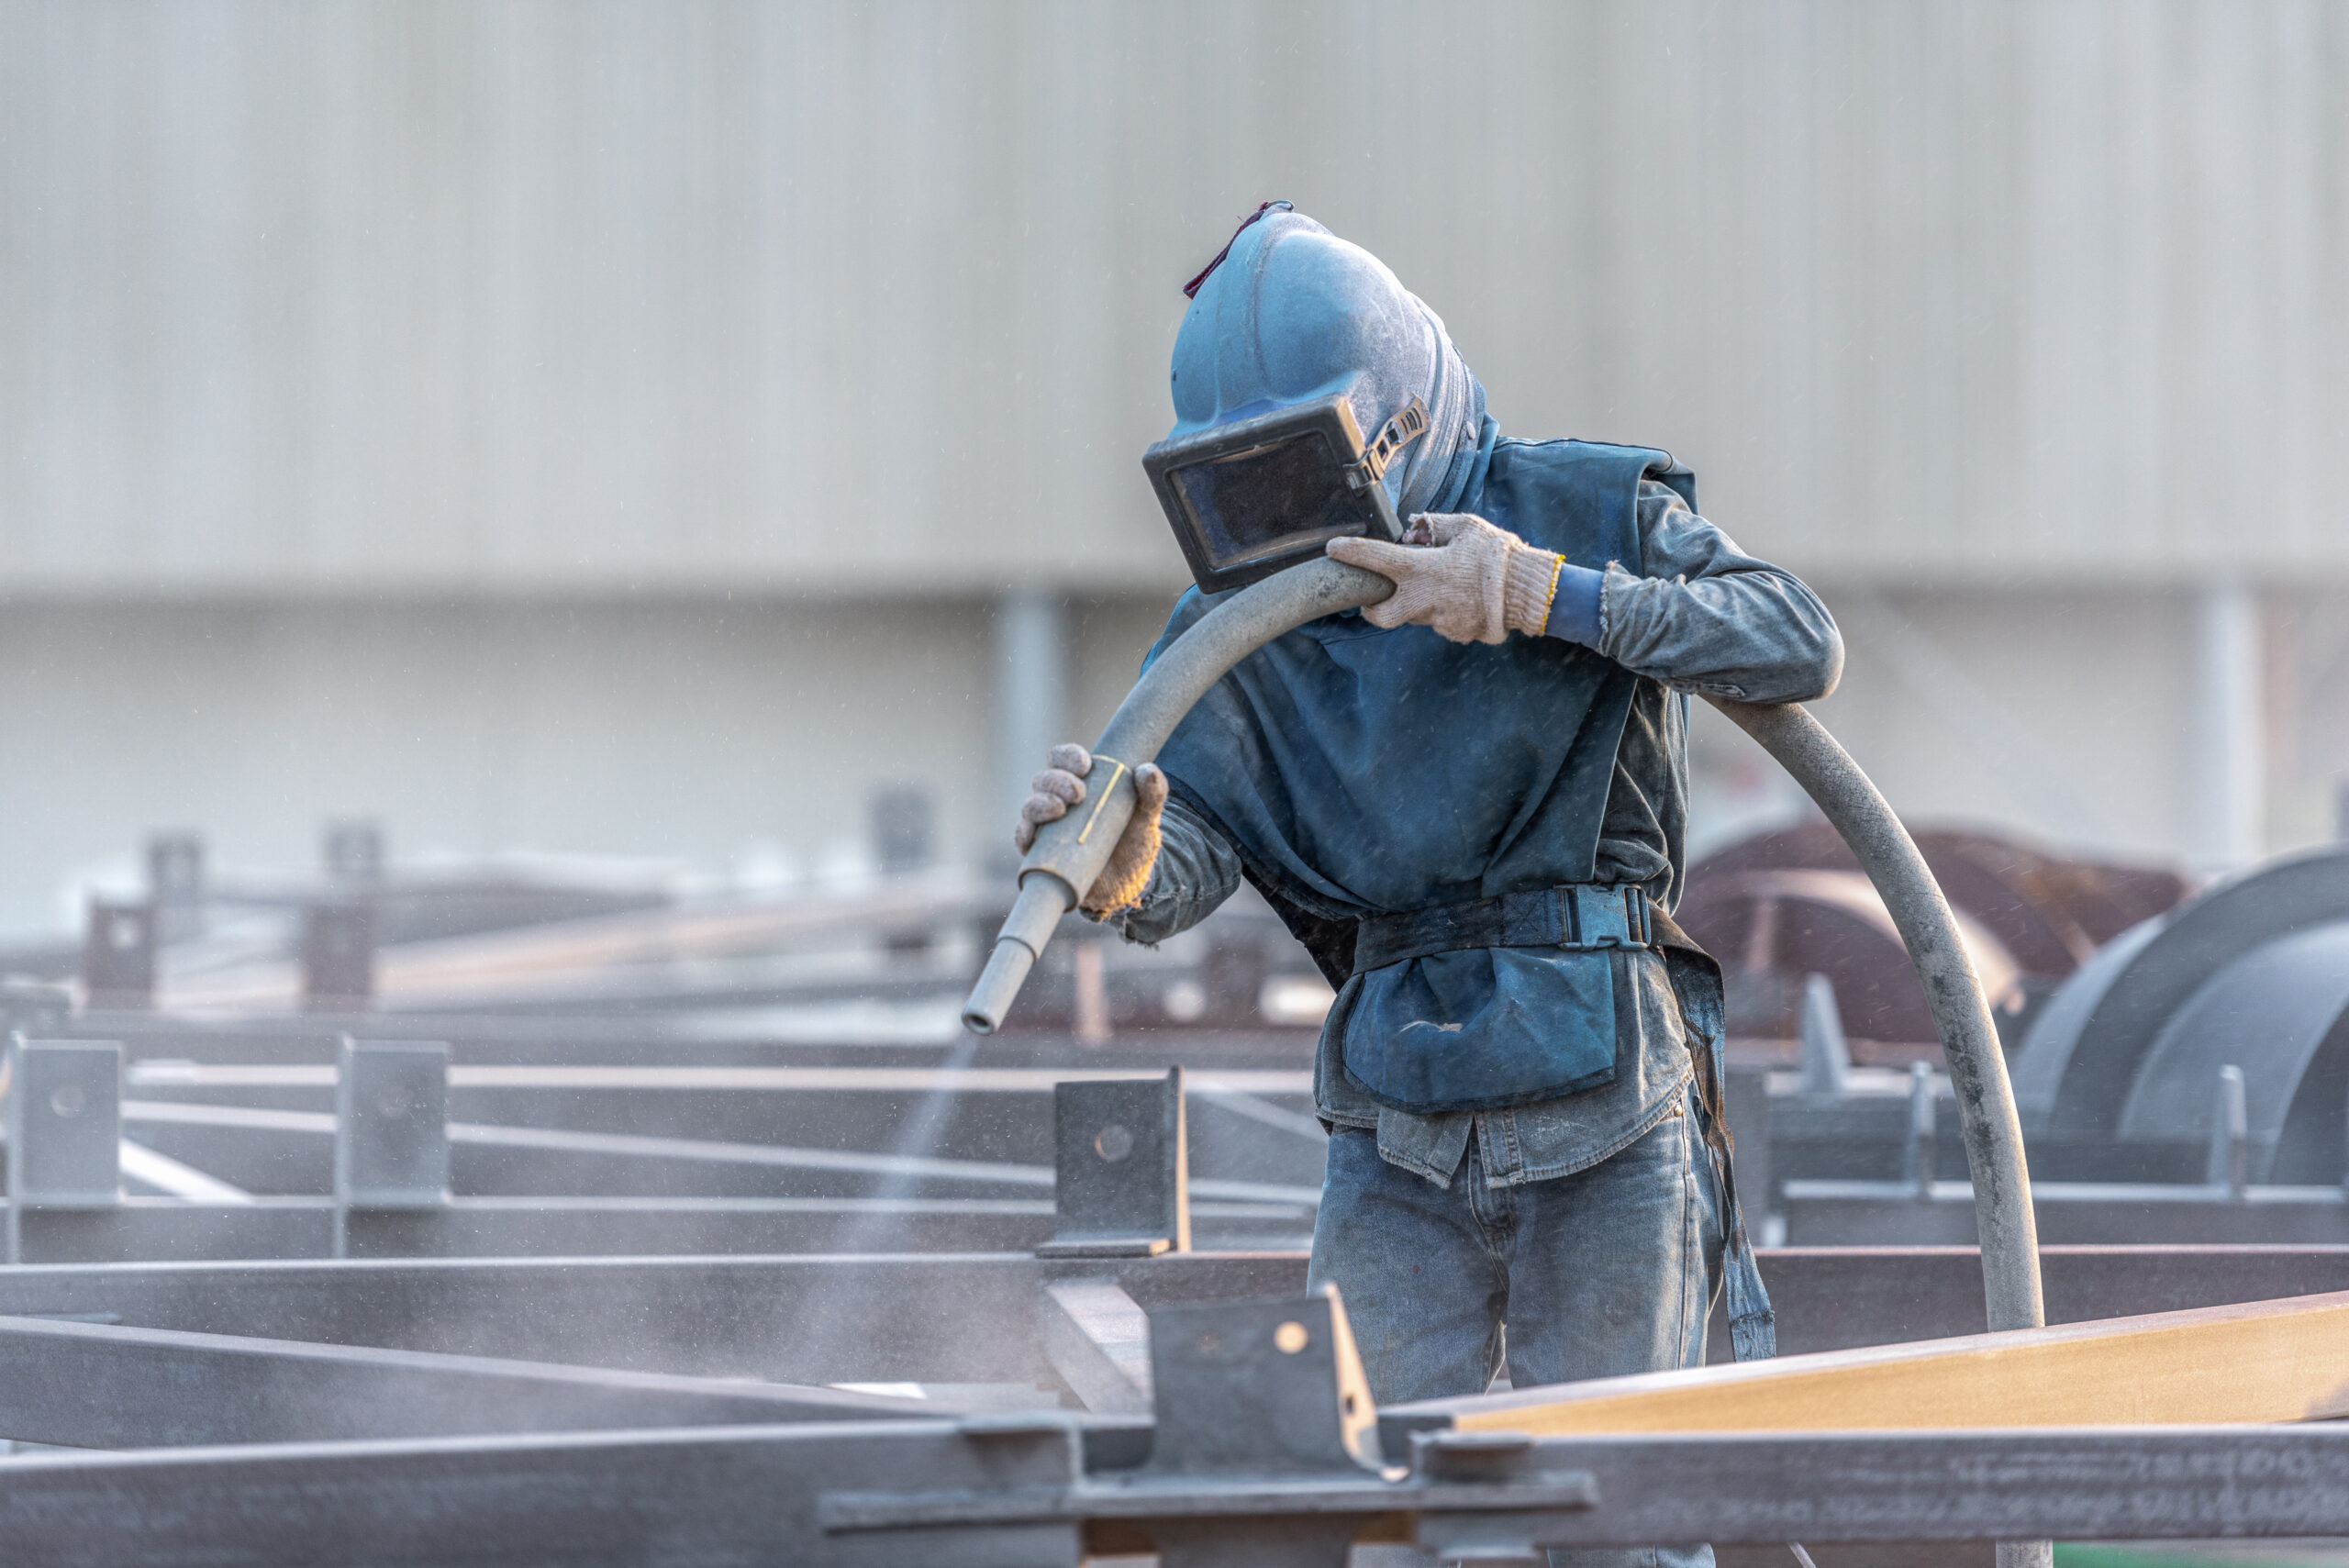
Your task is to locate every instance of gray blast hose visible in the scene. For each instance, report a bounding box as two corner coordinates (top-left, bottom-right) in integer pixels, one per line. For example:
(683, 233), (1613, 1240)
(963, 559), (1401, 1037)
(960, 554), (2046, 1348)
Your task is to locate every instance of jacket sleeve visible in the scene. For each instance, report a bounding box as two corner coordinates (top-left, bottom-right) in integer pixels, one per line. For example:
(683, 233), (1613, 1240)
(1101, 794), (1242, 945)
(1592, 480), (1843, 704)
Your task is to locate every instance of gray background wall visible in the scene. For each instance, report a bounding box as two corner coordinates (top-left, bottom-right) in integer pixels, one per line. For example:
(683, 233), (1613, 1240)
(1, 1), (2343, 930)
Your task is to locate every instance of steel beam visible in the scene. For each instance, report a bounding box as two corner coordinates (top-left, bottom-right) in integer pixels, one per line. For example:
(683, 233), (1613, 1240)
(0, 1248), (2335, 1387)
(1786, 1180), (2349, 1247)
(117, 1096), (1320, 1208)
(0, 1251), (1308, 1385)
(0, 1421), (1085, 1568)
(0, 1196), (1310, 1264)
(1714, 1243), (2349, 1357)
(0, 1314), (936, 1448)
(1409, 1427), (2349, 1553)
(23, 1412), (2349, 1566)
(0, 1197), (1065, 1263)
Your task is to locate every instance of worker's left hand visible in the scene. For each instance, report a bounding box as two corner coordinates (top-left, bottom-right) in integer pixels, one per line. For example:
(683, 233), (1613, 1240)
(1013, 744), (1169, 917)
(1327, 513), (1562, 645)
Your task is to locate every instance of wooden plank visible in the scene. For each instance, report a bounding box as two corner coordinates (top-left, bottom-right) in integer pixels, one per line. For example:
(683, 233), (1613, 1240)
(1421, 1289), (2349, 1435)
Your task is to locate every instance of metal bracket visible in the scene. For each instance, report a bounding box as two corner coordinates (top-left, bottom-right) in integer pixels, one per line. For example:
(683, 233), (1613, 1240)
(336, 1038), (451, 1212)
(818, 1288), (1599, 1567)
(1037, 1068), (1188, 1258)
(1141, 1285), (1378, 1477)
(82, 900), (156, 1010)
(6, 1038), (122, 1211)
(5, 1036), (123, 1267)
(303, 901), (377, 1013)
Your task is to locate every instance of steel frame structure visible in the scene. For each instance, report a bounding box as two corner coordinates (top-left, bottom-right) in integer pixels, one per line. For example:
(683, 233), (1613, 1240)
(0, 1244), (2346, 1564)
(0, 1014), (2340, 1562)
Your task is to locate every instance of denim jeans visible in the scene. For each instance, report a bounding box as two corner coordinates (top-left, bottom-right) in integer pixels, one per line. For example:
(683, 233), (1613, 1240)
(1308, 1087), (1724, 1568)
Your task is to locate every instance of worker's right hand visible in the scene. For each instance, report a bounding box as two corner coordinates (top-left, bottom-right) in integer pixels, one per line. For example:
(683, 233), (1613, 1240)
(1014, 743), (1167, 917)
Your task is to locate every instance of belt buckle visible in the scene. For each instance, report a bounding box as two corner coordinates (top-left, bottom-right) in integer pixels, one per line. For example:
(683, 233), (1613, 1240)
(1567, 885), (1642, 950)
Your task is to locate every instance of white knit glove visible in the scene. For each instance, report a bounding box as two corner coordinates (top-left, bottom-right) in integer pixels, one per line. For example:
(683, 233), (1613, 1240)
(1326, 513), (1564, 645)
(1013, 743), (1169, 917)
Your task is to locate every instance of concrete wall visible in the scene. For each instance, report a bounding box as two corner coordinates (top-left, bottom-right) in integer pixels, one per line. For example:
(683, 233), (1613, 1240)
(1, 1), (2344, 929)
(5, 0), (2344, 593)
(6, 583), (2335, 935)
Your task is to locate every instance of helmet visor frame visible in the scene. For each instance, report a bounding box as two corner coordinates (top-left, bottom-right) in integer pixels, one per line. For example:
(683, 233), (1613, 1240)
(1142, 395), (1407, 595)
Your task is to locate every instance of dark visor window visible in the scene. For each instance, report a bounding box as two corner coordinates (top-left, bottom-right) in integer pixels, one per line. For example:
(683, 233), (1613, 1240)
(1169, 428), (1368, 569)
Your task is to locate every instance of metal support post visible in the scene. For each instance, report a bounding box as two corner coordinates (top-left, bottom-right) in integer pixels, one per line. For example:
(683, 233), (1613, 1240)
(1722, 1062), (1775, 1234)
(1798, 973), (1850, 1095)
(4, 1037), (124, 1265)
(323, 819), (385, 885)
(1904, 1063), (1937, 1199)
(991, 588), (1067, 873)
(334, 1038), (451, 1258)
(1134, 1286), (1380, 1568)
(82, 899), (157, 1011)
(304, 901), (378, 1013)
(146, 829), (206, 944)
(1071, 935), (1111, 1045)
(2208, 1064), (2249, 1199)
(0, 982), (71, 1038)
(2188, 581), (2264, 873)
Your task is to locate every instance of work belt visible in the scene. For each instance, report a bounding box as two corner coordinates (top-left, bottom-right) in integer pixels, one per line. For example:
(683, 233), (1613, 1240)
(1350, 884), (1654, 978)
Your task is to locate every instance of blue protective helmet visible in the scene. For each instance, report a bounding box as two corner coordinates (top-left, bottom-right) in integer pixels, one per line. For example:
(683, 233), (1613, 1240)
(1170, 206), (1487, 518)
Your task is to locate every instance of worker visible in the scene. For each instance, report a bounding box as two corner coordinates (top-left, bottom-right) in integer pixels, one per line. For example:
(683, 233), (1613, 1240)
(1015, 206), (1841, 1568)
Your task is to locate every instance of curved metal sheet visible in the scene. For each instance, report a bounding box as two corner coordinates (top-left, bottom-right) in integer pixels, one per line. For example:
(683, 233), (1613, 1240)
(2115, 922), (2349, 1179)
(1684, 822), (2185, 981)
(2009, 917), (2165, 1130)
(1676, 868), (2021, 1045)
(2037, 846), (2349, 1135)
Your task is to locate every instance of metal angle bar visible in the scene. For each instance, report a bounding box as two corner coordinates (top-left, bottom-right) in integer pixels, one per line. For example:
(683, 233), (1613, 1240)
(818, 1473), (1602, 1529)
(451, 1122), (1056, 1185)
(122, 1099), (1059, 1186)
(1788, 1179), (2349, 1207)
(805, 1426), (2349, 1547)
(1721, 1244), (2349, 1359)
(1186, 1082), (1329, 1142)
(0, 1247), (2335, 1387)
(116, 1140), (254, 1204)
(1041, 1281), (1153, 1413)
(0, 1253), (1060, 1385)
(0, 1202), (1085, 1268)
(122, 1099), (1319, 1204)
(0, 1314), (937, 1448)
(0, 1420), (1082, 1568)
(49, 1419), (2349, 1562)
(128, 1062), (1317, 1095)
(61, 1195), (1053, 1216)
(123, 1098), (1322, 1208)
(1784, 1183), (2349, 1247)
(122, 1101), (333, 1135)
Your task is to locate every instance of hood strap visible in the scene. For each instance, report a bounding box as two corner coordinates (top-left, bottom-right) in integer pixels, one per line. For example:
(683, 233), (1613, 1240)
(1345, 395), (1431, 492)
(1181, 200), (1294, 299)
